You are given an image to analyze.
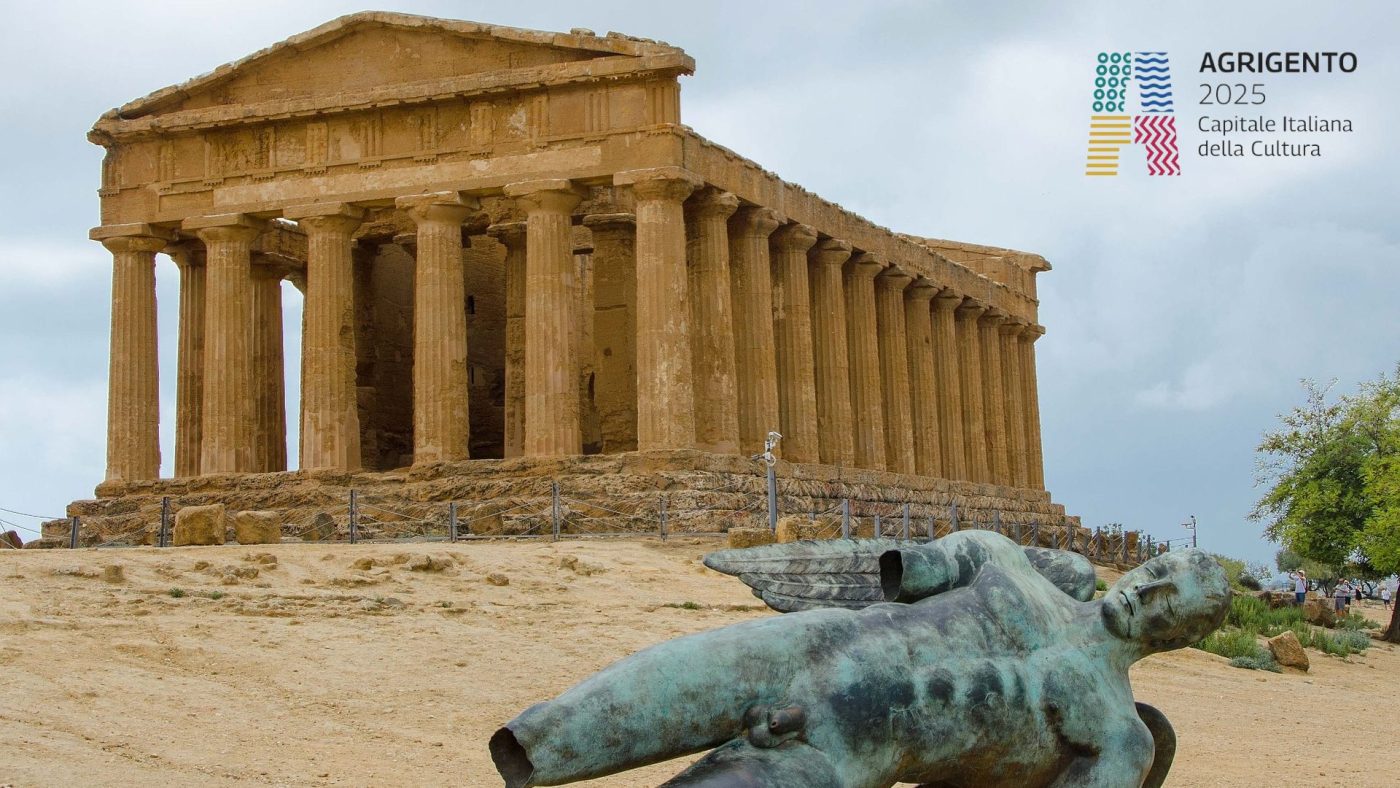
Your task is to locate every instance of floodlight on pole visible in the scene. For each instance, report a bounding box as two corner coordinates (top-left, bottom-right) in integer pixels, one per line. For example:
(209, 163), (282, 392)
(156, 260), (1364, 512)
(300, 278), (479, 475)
(1181, 515), (1197, 549)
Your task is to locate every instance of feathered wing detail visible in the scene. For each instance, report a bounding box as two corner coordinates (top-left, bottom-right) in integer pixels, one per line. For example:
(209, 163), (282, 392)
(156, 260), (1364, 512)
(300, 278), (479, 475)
(705, 535), (1101, 612)
(702, 539), (899, 612)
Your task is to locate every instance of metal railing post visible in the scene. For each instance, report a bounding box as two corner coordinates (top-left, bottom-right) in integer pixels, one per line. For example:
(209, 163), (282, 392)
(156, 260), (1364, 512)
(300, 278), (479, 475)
(159, 497), (171, 548)
(928, 515), (936, 540)
(951, 501), (960, 532)
(551, 482), (562, 542)
(448, 502), (458, 543)
(68, 515), (80, 549)
(901, 504), (910, 541)
(1014, 521), (1023, 546)
(993, 510), (1002, 537)
(659, 496), (668, 541)
(766, 463), (778, 533)
(874, 513), (882, 540)
(348, 489), (359, 544)
(841, 499), (851, 539)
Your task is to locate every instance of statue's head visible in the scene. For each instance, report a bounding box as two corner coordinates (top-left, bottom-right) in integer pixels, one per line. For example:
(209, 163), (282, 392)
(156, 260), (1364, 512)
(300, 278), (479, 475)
(1101, 548), (1231, 655)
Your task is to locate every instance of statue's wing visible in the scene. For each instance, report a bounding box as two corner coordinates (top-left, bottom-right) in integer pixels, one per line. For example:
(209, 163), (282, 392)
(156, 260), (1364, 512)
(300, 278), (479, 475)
(1135, 702), (1176, 788)
(706, 535), (1100, 612)
(702, 539), (899, 612)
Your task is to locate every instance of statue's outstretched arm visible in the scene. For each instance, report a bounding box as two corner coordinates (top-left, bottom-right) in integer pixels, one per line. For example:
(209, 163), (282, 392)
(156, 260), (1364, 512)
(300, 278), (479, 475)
(883, 531), (1096, 603)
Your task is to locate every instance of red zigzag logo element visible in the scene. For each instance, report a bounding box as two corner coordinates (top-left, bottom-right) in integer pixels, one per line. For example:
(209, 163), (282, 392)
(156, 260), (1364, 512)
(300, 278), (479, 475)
(1133, 115), (1180, 176)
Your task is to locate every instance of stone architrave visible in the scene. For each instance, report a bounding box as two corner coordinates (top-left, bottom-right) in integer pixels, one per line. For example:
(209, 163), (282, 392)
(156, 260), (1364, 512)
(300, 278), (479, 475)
(93, 224), (172, 483)
(250, 259), (287, 473)
(727, 206), (782, 457)
(769, 223), (820, 464)
(978, 309), (1009, 486)
(931, 292), (966, 480)
(954, 299), (989, 484)
(844, 252), (886, 471)
(808, 238), (855, 467)
(504, 179), (587, 457)
(1021, 324), (1047, 489)
(397, 193), (475, 464)
(583, 213), (638, 454)
(285, 202), (364, 471)
(185, 214), (265, 475)
(167, 241), (205, 478)
(685, 188), (741, 454)
(487, 221), (528, 458)
(904, 282), (941, 478)
(876, 268), (915, 475)
(1000, 320), (1028, 488)
(615, 167), (702, 451)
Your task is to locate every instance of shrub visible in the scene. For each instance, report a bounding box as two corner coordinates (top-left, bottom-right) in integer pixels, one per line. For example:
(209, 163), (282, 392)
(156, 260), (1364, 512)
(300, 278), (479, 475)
(1095, 579), (1108, 592)
(203, 590), (224, 600)
(168, 587), (186, 598)
(1332, 630), (1372, 654)
(1229, 654), (1282, 672)
(1196, 629), (1264, 660)
(1238, 574), (1262, 591)
(1338, 612), (1379, 631)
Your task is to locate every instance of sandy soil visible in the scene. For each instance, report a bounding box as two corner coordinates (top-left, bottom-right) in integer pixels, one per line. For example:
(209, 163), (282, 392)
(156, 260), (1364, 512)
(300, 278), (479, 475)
(1, 540), (1396, 787)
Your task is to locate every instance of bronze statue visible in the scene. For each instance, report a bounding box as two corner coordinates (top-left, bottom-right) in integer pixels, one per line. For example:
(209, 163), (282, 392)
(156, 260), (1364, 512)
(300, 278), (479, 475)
(491, 531), (1230, 787)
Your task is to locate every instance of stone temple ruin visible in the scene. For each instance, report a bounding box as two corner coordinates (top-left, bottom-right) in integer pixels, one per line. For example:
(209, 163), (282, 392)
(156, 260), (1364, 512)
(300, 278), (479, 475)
(57, 12), (1085, 546)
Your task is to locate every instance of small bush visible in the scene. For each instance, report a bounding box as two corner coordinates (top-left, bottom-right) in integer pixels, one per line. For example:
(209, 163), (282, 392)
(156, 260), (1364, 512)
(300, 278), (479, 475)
(1338, 612), (1379, 631)
(1238, 574), (1262, 591)
(664, 601), (703, 610)
(1196, 629), (1264, 660)
(1095, 579), (1108, 592)
(203, 590), (224, 600)
(168, 587), (186, 598)
(1331, 630), (1371, 654)
(1229, 654), (1282, 672)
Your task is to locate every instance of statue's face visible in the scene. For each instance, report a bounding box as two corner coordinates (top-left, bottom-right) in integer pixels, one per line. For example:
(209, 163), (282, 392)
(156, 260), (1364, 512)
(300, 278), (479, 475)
(1101, 549), (1231, 654)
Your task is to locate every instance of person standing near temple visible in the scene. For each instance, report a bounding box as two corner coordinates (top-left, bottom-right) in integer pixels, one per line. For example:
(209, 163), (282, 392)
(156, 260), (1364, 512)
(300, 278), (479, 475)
(1292, 570), (1308, 606)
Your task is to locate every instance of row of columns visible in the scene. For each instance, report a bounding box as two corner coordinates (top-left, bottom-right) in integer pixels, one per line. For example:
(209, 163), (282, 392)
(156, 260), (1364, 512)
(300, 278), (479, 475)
(97, 167), (1045, 492)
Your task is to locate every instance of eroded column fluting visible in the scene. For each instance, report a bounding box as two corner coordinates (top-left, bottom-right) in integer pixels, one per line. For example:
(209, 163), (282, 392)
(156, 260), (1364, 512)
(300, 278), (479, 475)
(286, 203), (364, 471)
(684, 188), (741, 454)
(876, 269), (915, 475)
(1000, 321), (1028, 488)
(96, 227), (169, 482)
(954, 299), (989, 483)
(504, 180), (586, 457)
(168, 241), (205, 478)
(728, 206), (782, 457)
(250, 260), (287, 473)
(1021, 324), (1047, 490)
(978, 309), (1009, 486)
(931, 292), (966, 480)
(809, 238), (855, 467)
(844, 252), (885, 470)
(584, 214), (638, 453)
(616, 168), (701, 450)
(187, 214), (264, 474)
(769, 223), (819, 463)
(488, 221), (527, 459)
(397, 193), (473, 464)
(904, 282), (940, 478)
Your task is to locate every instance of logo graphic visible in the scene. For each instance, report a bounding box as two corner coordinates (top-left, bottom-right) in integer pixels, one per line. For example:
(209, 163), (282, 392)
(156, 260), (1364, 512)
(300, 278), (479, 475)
(1085, 52), (1180, 176)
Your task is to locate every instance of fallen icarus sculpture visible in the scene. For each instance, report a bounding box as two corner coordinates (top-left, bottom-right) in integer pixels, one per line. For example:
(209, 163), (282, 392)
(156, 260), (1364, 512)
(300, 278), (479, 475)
(491, 530), (1230, 787)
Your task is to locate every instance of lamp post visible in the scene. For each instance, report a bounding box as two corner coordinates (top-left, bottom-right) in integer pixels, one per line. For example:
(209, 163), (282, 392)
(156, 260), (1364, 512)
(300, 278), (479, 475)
(757, 431), (782, 532)
(1182, 515), (1197, 549)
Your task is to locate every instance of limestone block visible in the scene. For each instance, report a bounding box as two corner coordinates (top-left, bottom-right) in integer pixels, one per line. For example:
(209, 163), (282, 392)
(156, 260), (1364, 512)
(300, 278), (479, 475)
(233, 510), (282, 544)
(0, 530), (21, 549)
(852, 518), (877, 540)
(22, 538), (63, 549)
(1302, 599), (1336, 628)
(1267, 631), (1309, 671)
(173, 504), (226, 546)
(727, 527), (775, 549)
(775, 516), (820, 543)
(305, 512), (337, 542)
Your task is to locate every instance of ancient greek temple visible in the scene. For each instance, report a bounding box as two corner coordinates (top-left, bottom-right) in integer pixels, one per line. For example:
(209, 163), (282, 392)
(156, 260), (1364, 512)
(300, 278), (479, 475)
(75, 12), (1070, 541)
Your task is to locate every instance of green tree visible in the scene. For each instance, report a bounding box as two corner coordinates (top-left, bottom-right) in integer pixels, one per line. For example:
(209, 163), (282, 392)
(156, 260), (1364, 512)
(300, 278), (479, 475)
(1251, 366), (1400, 642)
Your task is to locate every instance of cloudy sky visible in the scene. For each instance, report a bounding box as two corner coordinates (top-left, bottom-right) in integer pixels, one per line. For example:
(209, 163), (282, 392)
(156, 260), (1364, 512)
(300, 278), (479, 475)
(1, 1), (1395, 563)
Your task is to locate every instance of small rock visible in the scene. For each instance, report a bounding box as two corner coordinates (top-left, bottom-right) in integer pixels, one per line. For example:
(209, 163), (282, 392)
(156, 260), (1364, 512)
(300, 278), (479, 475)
(406, 554), (452, 572)
(193, 560), (211, 571)
(246, 553), (278, 566)
(485, 572), (510, 587)
(233, 510), (281, 545)
(351, 557), (376, 571)
(727, 526), (776, 549)
(1268, 630), (1310, 671)
(558, 555), (579, 570)
(100, 565), (125, 584)
(774, 516), (820, 544)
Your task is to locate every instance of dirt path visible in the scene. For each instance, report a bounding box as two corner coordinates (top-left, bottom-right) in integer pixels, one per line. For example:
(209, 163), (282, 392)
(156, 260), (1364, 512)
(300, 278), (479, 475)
(1, 541), (1396, 786)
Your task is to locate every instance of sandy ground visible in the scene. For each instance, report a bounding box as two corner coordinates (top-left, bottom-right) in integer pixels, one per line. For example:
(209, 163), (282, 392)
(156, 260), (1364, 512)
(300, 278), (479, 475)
(1, 539), (1397, 787)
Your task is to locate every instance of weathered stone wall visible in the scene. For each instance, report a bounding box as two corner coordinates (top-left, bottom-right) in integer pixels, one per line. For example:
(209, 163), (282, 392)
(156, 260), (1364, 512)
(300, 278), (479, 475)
(464, 234), (507, 458)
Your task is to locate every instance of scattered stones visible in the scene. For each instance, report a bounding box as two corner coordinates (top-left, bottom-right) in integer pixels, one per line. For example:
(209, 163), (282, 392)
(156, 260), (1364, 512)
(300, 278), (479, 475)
(21, 538), (63, 549)
(1268, 631), (1310, 671)
(193, 560), (211, 571)
(351, 557), (376, 571)
(558, 556), (579, 571)
(1303, 599), (1337, 628)
(485, 572), (510, 586)
(727, 526), (776, 549)
(406, 554), (453, 572)
(174, 504), (226, 547)
(100, 565), (125, 584)
(233, 511), (282, 545)
(245, 553), (277, 566)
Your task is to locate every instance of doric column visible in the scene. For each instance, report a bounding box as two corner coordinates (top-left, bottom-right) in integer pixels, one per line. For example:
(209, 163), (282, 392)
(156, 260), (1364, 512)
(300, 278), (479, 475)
(396, 193), (474, 464)
(727, 206), (782, 456)
(684, 188), (741, 454)
(1000, 320), (1029, 488)
(185, 214), (264, 474)
(769, 223), (820, 463)
(487, 221), (527, 458)
(876, 269), (915, 475)
(615, 168), (702, 450)
(250, 260), (287, 473)
(503, 179), (587, 457)
(93, 224), (171, 482)
(808, 238), (855, 467)
(954, 299), (989, 483)
(583, 213), (637, 453)
(1021, 324), (1047, 489)
(931, 292), (965, 480)
(978, 309), (1009, 486)
(844, 252), (885, 470)
(167, 241), (205, 478)
(904, 282), (940, 478)
(285, 203), (364, 471)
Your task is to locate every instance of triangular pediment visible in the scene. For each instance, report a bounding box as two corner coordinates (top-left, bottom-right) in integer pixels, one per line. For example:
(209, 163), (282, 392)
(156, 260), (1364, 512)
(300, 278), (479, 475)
(103, 12), (689, 125)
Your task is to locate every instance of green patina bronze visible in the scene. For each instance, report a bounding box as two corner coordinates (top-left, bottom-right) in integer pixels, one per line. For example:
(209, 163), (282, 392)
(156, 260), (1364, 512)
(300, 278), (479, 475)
(491, 531), (1230, 788)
